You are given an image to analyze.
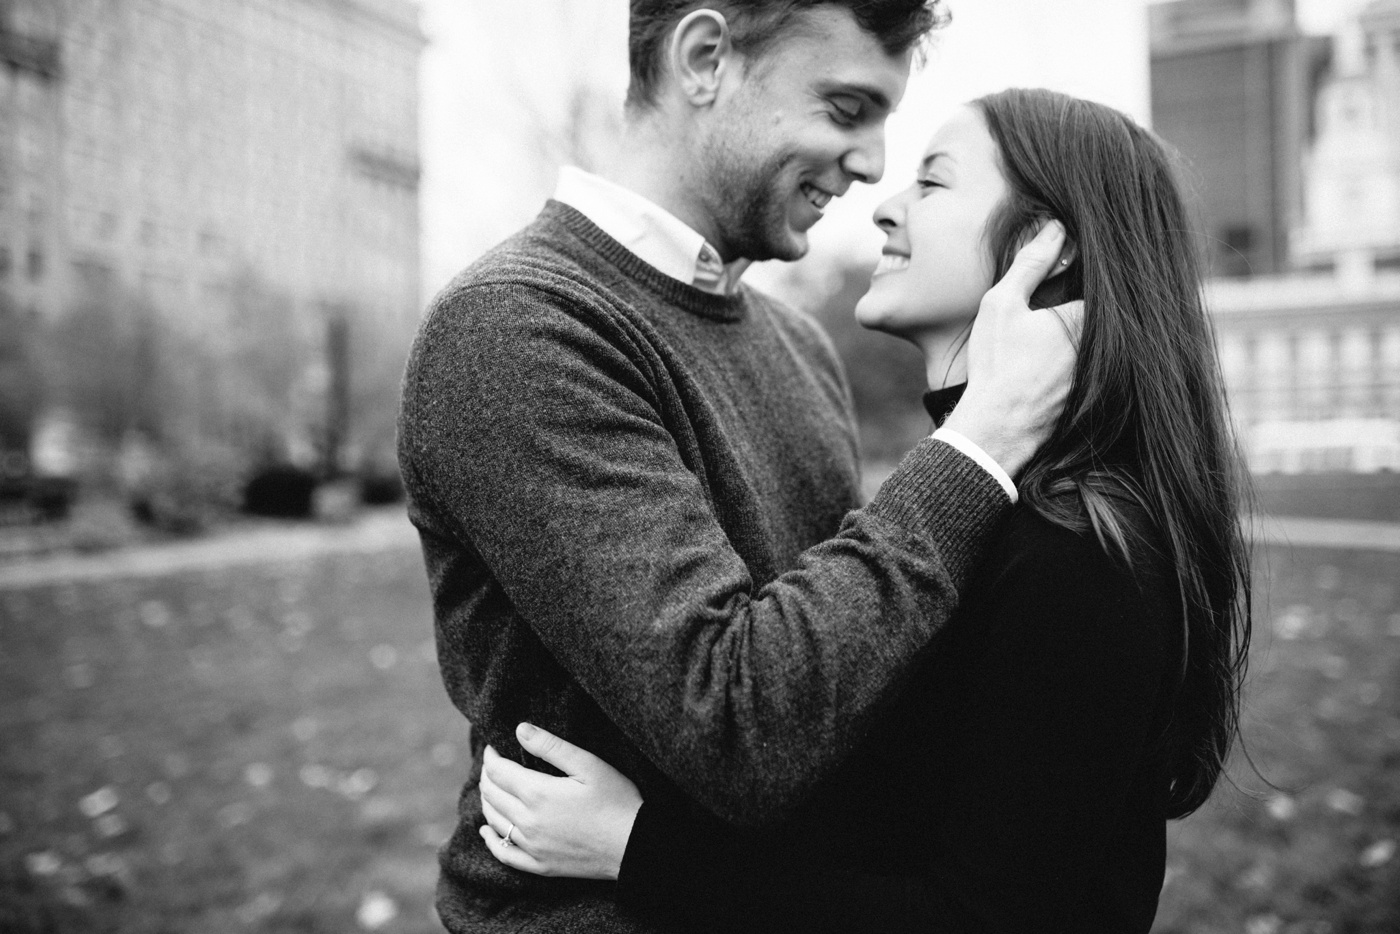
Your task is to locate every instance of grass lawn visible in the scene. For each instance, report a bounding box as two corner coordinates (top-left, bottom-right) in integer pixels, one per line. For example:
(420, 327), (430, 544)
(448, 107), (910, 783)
(0, 537), (1397, 932)
(0, 545), (466, 933)
(1154, 545), (1400, 934)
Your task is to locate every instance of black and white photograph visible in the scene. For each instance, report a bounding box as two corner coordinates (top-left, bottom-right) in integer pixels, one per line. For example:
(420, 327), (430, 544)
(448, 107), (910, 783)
(1, 1), (1398, 931)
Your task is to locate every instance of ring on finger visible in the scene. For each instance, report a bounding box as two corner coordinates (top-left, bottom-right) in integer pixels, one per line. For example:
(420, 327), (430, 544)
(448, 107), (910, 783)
(502, 822), (516, 848)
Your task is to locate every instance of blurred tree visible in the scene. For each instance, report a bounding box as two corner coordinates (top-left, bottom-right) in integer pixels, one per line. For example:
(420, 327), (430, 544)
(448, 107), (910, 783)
(343, 303), (415, 479)
(324, 310), (351, 477)
(498, 0), (625, 182)
(523, 81), (624, 177)
(25, 260), (413, 522)
(45, 284), (171, 448)
(0, 292), (43, 456)
(216, 266), (312, 462)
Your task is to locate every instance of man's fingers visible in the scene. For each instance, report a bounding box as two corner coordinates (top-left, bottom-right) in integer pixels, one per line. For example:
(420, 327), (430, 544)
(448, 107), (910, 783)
(993, 220), (1068, 302)
(1047, 299), (1086, 345)
(516, 722), (599, 782)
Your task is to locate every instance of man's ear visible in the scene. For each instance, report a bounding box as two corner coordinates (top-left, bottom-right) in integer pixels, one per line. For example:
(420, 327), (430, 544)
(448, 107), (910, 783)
(668, 9), (733, 107)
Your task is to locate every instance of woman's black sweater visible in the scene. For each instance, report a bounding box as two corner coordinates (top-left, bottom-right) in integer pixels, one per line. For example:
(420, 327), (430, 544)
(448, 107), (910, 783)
(614, 387), (1180, 934)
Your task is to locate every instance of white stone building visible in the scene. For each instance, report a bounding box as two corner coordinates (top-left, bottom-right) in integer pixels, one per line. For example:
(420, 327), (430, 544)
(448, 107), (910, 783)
(1206, 0), (1400, 475)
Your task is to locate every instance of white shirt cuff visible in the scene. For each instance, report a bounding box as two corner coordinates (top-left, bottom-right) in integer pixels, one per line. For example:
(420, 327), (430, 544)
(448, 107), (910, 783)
(932, 427), (1019, 504)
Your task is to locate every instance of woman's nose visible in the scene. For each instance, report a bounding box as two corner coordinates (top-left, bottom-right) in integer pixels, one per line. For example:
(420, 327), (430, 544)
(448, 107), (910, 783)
(872, 194), (903, 232)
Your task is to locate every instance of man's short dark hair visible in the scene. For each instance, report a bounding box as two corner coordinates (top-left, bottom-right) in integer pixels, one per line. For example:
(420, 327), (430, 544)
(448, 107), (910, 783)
(627, 1), (949, 110)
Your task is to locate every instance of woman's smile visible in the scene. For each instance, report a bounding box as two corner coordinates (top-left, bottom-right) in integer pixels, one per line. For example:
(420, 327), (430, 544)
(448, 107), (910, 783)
(855, 105), (1010, 341)
(872, 253), (910, 276)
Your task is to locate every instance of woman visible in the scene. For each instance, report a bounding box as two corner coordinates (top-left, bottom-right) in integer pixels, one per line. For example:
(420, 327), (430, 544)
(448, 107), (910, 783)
(472, 88), (1253, 933)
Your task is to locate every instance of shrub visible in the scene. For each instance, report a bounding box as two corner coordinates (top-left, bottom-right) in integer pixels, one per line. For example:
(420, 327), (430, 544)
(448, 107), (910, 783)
(242, 465), (318, 519)
(128, 448), (243, 535)
(358, 465), (404, 506)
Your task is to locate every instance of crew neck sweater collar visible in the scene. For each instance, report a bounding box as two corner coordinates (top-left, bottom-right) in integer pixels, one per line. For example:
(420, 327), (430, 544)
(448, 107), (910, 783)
(546, 200), (751, 323)
(553, 167), (749, 295)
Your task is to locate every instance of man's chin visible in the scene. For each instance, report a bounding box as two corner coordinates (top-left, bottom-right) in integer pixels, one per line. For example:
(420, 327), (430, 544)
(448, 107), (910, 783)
(766, 228), (810, 263)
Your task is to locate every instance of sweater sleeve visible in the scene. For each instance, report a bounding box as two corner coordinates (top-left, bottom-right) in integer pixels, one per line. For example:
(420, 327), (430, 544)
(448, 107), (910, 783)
(614, 518), (1172, 933)
(399, 283), (1010, 825)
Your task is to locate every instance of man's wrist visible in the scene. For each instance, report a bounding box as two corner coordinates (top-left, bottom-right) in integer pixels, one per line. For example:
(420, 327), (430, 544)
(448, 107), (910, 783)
(931, 427), (1018, 503)
(939, 410), (1036, 481)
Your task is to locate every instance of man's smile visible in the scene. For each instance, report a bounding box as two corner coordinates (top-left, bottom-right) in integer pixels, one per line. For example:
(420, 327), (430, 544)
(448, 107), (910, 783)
(800, 182), (835, 213)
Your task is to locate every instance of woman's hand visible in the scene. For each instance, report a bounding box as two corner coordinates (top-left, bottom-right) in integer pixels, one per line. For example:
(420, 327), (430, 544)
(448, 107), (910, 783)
(478, 722), (643, 881)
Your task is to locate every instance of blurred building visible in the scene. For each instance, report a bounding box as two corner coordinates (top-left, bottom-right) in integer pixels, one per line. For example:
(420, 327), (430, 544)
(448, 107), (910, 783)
(1212, 275), (1400, 472)
(1, 0), (422, 324)
(1292, 0), (1400, 278)
(0, 0), (63, 320)
(1150, 0), (1330, 278)
(0, 0), (423, 470)
(1154, 0), (1400, 475)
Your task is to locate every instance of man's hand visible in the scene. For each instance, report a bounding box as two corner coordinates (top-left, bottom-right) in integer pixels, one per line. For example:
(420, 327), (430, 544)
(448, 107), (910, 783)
(942, 220), (1083, 478)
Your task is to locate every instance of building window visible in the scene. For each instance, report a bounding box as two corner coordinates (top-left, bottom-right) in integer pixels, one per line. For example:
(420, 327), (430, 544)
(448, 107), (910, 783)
(1222, 224), (1255, 254)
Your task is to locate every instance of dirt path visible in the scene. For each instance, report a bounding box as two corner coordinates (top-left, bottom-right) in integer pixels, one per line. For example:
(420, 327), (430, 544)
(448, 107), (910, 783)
(0, 508), (420, 590)
(1260, 515), (1400, 554)
(1, 507), (1397, 592)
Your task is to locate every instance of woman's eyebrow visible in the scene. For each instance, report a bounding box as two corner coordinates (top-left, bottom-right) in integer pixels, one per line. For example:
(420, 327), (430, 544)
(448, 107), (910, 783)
(920, 152), (955, 174)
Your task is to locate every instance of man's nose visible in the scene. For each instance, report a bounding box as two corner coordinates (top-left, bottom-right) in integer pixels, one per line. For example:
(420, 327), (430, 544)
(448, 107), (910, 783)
(840, 129), (886, 185)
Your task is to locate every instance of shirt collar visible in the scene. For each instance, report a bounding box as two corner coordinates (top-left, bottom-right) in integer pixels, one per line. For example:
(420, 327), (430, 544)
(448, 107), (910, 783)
(553, 166), (749, 295)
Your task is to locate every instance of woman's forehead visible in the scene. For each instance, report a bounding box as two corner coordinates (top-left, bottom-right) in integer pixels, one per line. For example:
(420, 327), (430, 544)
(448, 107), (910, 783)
(920, 106), (999, 173)
(923, 106), (988, 152)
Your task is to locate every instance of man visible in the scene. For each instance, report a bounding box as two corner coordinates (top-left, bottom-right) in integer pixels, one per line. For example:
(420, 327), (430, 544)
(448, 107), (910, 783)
(397, 1), (1079, 931)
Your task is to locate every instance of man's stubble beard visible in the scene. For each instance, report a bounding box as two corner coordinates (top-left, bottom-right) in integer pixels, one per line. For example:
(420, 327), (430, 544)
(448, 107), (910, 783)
(699, 131), (807, 264)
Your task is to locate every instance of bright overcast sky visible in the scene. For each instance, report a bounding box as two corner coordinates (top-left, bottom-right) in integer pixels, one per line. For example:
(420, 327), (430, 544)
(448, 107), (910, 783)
(416, 0), (1374, 300)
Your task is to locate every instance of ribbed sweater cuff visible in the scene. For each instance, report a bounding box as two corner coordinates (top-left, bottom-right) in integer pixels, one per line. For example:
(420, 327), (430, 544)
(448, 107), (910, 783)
(865, 437), (1012, 588)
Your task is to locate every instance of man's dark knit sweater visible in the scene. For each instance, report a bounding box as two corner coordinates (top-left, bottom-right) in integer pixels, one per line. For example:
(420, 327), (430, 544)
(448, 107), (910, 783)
(397, 202), (1009, 933)
(615, 394), (1179, 934)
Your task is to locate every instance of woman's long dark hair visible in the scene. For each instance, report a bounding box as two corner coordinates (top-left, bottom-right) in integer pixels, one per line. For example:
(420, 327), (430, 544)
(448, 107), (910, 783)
(973, 88), (1252, 819)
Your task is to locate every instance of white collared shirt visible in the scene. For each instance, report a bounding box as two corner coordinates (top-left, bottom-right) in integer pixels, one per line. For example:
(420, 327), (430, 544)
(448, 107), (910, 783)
(552, 166), (1017, 502)
(554, 166), (748, 295)
(931, 427), (1017, 502)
